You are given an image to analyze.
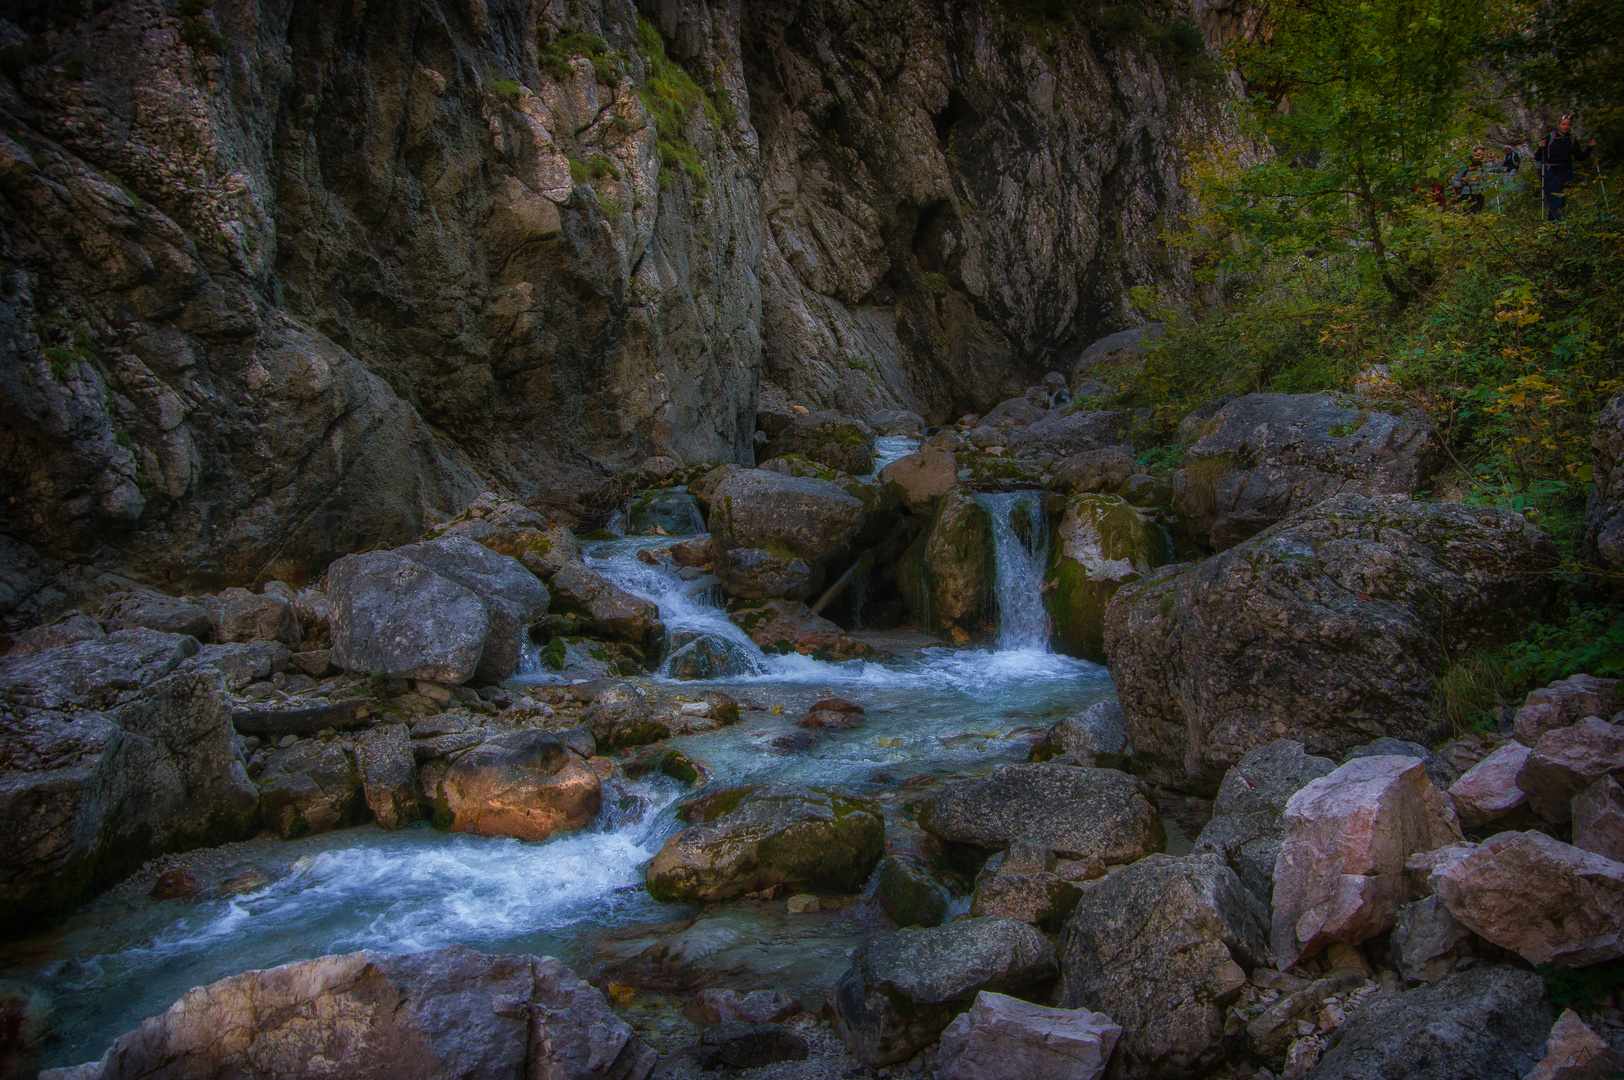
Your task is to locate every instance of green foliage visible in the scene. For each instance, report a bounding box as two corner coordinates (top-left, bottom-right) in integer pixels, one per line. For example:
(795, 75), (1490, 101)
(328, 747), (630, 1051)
(1217, 0), (1489, 299)
(178, 15), (225, 54)
(1433, 652), (1513, 734)
(847, 358), (872, 372)
(1488, 0), (1624, 145)
(538, 31), (622, 86)
(45, 345), (74, 381)
(1539, 958), (1624, 1011)
(1133, 442), (1188, 475)
(1499, 609), (1624, 691)
(489, 79), (522, 103)
(635, 16), (720, 194)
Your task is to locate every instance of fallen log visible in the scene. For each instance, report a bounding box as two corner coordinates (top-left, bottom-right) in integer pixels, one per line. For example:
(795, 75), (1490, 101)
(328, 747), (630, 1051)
(233, 697), (379, 738)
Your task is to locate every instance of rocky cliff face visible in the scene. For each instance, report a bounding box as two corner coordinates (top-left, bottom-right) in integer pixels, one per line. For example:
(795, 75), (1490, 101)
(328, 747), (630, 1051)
(0, 0), (1230, 623)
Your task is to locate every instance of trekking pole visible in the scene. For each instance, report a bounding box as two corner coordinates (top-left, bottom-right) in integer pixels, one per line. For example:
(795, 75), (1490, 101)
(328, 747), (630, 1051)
(1598, 157), (1611, 212)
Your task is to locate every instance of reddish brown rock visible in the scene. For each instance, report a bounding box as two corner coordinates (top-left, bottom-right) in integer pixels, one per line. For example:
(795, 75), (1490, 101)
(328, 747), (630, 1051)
(1271, 755), (1462, 969)
(729, 601), (877, 661)
(438, 731), (601, 841)
(1524, 1008), (1624, 1080)
(879, 448), (958, 516)
(148, 867), (199, 901)
(1516, 716), (1624, 821)
(686, 988), (802, 1027)
(1446, 741), (1532, 827)
(1431, 831), (1624, 969)
(797, 710), (860, 730)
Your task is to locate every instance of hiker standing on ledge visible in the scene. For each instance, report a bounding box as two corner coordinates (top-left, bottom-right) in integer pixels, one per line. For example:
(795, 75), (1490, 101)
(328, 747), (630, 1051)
(1536, 115), (1596, 222)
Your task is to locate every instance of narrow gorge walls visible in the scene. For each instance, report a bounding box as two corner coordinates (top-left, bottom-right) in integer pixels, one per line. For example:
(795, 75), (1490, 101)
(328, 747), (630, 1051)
(0, 0), (1231, 622)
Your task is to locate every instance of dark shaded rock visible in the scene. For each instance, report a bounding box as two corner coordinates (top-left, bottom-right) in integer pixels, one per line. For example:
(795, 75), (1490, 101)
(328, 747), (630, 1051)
(186, 641), (291, 692)
(729, 600), (877, 661)
(1344, 736), (1459, 788)
(1517, 717), (1624, 822)
(760, 411), (876, 474)
(0, 628), (199, 711)
(1574, 775), (1624, 861)
(1053, 447), (1141, 496)
(6, 610), (105, 654)
(1513, 674), (1620, 745)
(212, 588), (301, 650)
(1032, 700), (1130, 766)
(1058, 853), (1269, 1080)
(231, 698), (378, 739)
(1007, 409), (1130, 457)
(1172, 393), (1445, 551)
(325, 550), (490, 684)
(695, 1021), (809, 1071)
(646, 784), (883, 902)
(549, 561), (663, 653)
(629, 492), (706, 537)
(355, 724), (421, 829)
(1301, 966), (1550, 1080)
(869, 409), (925, 437)
(1106, 495), (1555, 793)
(257, 740), (364, 839)
(897, 487), (993, 643)
(920, 764), (1164, 864)
(714, 548), (813, 601)
(970, 845), (1082, 931)
(707, 469), (865, 565)
(1392, 895), (1475, 983)
(665, 633), (753, 680)
(1584, 393), (1624, 572)
(873, 854), (950, 928)
(583, 690), (669, 751)
(390, 536), (550, 682)
(687, 988), (802, 1027)
(39, 946), (655, 1080)
(832, 917), (1057, 1066)
(1192, 739), (1336, 902)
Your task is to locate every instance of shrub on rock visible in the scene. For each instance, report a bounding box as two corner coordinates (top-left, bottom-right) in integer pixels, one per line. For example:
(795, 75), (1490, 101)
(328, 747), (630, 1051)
(759, 410), (877, 474)
(1105, 494), (1555, 793)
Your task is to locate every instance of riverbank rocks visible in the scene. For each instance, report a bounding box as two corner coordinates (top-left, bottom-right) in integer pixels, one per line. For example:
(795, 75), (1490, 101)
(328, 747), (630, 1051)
(1575, 775), (1624, 860)
(1172, 392), (1444, 551)
(355, 723), (421, 828)
(99, 589), (213, 639)
(429, 492), (582, 580)
(1106, 495), (1555, 792)
(583, 685), (668, 750)
(39, 945), (655, 1080)
(869, 409), (925, 436)
(1, 631), (259, 931)
(1300, 965), (1550, 1080)
(1525, 1009), (1624, 1080)
(920, 764), (1164, 865)
(1429, 830), (1624, 968)
(1271, 755), (1462, 968)
(714, 547), (813, 601)
(1193, 740), (1336, 902)
(628, 491), (706, 536)
(1044, 494), (1171, 662)
(878, 448), (957, 516)
(326, 537), (548, 684)
(209, 587), (301, 649)
(898, 488), (993, 643)
(873, 854), (950, 928)
(970, 842), (1083, 930)
(759, 411), (876, 474)
(435, 730), (600, 841)
(257, 739), (364, 839)
(832, 917), (1057, 1066)
(548, 561), (661, 652)
(730, 600), (877, 661)
(1058, 853), (1269, 1080)
(936, 991), (1121, 1080)
(1033, 700), (1130, 767)
(645, 784), (883, 903)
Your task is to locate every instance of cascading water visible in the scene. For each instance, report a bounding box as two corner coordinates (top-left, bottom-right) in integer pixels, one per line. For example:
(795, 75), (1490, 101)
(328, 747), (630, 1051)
(977, 491), (1053, 653)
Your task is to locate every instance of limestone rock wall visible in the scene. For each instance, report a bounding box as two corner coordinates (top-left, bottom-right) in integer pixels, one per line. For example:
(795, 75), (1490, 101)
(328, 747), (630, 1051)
(0, 0), (1231, 622)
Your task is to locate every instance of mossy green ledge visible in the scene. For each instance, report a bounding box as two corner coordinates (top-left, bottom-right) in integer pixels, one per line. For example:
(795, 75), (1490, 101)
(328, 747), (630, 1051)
(1044, 493), (1172, 662)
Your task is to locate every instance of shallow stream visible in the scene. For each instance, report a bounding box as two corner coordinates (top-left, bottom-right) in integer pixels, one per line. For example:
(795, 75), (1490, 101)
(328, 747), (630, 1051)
(5, 491), (1120, 1069)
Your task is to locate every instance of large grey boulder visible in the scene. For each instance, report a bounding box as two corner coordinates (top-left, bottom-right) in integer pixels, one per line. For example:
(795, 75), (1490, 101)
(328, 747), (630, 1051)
(759, 411), (877, 474)
(831, 917), (1058, 1066)
(1106, 495), (1554, 792)
(390, 536), (550, 682)
(878, 447), (958, 516)
(99, 589), (212, 639)
(868, 409), (925, 436)
(645, 784), (884, 903)
(706, 469), (865, 565)
(1007, 409), (1130, 458)
(1035, 700), (1130, 767)
(1192, 739), (1336, 902)
(325, 550), (491, 684)
(1058, 853), (1269, 1080)
(257, 739), (364, 839)
(1173, 392), (1445, 551)
(1301, 966), (1551, 1080)
(1, 631), (259, 930)
(39, 946), (656, 1080)
(210, 587), (302, 649)
(713, 547), (813, 601)
(919, 763), (1164, 865)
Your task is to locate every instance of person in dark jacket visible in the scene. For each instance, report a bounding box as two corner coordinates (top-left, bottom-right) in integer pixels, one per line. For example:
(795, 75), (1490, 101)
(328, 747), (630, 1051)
(1536, 115), (1597, 221)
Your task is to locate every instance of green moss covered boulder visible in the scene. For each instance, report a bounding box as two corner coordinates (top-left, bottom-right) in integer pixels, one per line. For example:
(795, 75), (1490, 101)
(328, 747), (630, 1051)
(1044, 494), (1170, 661)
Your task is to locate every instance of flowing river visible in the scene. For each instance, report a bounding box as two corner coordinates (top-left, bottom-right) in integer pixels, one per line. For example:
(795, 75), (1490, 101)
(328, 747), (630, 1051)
(5, 491), (1117, 1070)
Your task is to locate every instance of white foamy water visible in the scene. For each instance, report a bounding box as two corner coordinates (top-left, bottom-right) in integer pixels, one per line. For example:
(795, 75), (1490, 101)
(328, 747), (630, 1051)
(977, 491), (1053, 653)
(869, 435), (922, 473)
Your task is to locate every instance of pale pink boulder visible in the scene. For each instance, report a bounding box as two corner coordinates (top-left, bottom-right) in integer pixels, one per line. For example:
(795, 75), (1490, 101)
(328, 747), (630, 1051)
(1523, 1008), (1624, 1080)
(936, 991), (1122, 1080)
(1431, 831), (1624, 969)
(1513, 674), (1618, 744)
(1447, 741), (1532, 827)
(1271, 755), (1462, 969)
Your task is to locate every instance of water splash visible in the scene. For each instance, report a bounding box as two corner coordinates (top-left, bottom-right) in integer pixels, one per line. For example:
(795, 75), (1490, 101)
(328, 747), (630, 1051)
(977, 491), (1052, 652)
(869, 435), (922, 474)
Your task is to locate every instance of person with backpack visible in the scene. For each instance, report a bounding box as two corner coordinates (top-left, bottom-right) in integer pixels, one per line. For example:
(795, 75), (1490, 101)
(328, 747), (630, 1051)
(1450, 145), (1496, 213)
(1535, 116), (1597, 221)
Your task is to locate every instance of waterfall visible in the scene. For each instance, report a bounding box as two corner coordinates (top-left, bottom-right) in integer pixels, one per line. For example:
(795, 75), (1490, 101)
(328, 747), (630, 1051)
(977, 492), (1052, 653)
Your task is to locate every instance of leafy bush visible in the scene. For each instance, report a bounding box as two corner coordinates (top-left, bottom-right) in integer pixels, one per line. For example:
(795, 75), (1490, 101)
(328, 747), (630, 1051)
(489, 79), (522, 103)
(538, 31), (622, 86)
(635, 17), (714, 193)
